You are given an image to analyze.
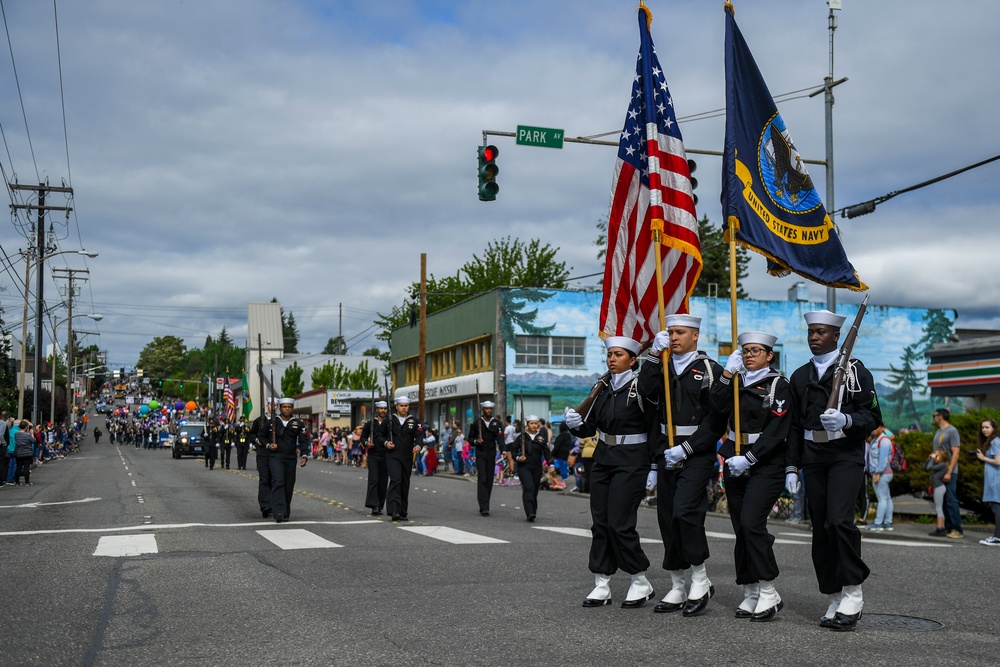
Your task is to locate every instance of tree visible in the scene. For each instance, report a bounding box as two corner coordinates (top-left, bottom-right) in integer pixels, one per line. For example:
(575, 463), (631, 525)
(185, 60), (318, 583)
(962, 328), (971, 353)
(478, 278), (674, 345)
(311, 359), (378, 391)
(692, 215), (749, 298)
(323, 336), (347, 355)
(281, 361), (304, 397)
(137, 336), (188, 378)
(361, 346), (381, 357)
(917, 309), (954, 355)
(0, 317), (18, 414)
(271, 298), (300, 353)
(595, 214), (608, 262)
(884, 344), (925, 431)
(375, 236), (570, 343)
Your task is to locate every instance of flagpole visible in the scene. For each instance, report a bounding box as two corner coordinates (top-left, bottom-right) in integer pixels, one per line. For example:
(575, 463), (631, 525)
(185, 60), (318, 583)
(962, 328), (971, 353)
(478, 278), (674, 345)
(727, 230), (741, 456)
(652, 221), (675, 450)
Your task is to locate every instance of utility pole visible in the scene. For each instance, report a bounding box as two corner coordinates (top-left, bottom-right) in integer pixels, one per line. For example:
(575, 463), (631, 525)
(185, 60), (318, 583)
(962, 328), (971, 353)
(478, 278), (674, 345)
(824, 1), (842, 312)
(10, 182), (73, 424)
(53, 267), (88, 423)
(418, 253), (427, 424)
(338, 303), (344, 354)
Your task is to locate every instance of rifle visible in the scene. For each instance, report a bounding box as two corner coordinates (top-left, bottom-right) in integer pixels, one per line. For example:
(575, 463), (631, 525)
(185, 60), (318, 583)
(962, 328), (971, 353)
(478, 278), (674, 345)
(826, 293), (871, 411)
(256, 334), (266, 446)
(268, 369), (278, 451)
(519, 392), (526, 460)
(475, 379), (482, 444)
(571, 340), (651, 420)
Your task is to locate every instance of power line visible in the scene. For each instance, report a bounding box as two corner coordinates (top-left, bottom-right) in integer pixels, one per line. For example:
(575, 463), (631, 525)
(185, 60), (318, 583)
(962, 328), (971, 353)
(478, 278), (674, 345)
(0, 0), (39, 182)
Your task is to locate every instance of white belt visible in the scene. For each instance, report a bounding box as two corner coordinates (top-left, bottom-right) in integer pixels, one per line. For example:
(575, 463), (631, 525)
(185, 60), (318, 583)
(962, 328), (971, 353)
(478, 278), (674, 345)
(661, 425), (698, 436)
(598, 431), (647, 446)
(804, 429), (845, 443)
(727, 430), (761, 444)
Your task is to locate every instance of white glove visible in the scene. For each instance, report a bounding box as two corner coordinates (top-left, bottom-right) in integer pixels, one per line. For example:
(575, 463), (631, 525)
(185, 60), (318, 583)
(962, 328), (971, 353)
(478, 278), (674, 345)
(664, 445), (687, 467)
(650, 330), (670, 354)
(785, 472), (801, 495)
(727, 455), (751, 477)
(725, 350), (744, 374)
(564, 409), (583, 429)
(819, 408), (848, 431)
(645, 470), (658, 491)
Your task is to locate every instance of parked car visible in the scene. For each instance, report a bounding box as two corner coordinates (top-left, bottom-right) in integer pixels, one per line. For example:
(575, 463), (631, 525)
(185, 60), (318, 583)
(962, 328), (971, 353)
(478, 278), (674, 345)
(172, 422), (207, 459)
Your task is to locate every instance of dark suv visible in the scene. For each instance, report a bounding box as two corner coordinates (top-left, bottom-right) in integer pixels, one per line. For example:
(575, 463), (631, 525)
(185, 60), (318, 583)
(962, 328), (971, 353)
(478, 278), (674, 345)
(172, 422), (208, 459)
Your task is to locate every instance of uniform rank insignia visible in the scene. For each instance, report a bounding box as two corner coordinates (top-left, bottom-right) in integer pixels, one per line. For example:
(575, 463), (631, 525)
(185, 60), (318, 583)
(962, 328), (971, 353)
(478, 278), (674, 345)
(771, 399), (787, 417)
(693, 373), (703, 381)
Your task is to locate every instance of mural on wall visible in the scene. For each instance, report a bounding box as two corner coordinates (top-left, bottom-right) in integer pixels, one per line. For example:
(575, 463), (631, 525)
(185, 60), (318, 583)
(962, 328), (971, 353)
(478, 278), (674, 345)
(503, 290), (954, 431)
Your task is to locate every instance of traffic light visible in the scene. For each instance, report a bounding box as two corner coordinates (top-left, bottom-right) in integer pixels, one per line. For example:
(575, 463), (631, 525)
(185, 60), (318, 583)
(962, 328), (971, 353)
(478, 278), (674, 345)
(158, 379), (163, 387)
(179, 382), (184, 390)
(478, 144), (500, 201)
(687, 159), (698, 207)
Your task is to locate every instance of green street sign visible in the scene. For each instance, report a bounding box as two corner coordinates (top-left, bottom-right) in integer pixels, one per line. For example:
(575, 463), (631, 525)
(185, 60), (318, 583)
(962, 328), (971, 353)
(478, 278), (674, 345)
(516, 125), (564, 149)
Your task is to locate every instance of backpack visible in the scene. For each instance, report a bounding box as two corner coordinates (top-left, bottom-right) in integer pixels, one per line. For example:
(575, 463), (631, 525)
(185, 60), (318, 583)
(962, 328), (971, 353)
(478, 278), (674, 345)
(888, 435), (907, 472)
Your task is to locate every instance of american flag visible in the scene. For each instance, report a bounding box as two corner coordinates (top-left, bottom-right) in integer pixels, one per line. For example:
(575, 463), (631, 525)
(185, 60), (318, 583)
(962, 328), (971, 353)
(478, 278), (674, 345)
(600, 7), (701, 341)
(223, 374), (236, 423)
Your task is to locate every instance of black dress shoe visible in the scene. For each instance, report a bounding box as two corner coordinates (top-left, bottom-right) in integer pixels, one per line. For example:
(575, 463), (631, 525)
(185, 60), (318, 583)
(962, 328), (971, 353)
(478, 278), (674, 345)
(480, 510), (490, 516)
(369, 509), (383, 516)
(582, 597), (612, 608)
(682, 585), (715, 617)
(621, 590), (655, 609)
(261, 509), (272, 519)
(274, 515), (286, 523)
(527, 514), (536, 522)
(735, 608), (753, 619)
(391, 514), (402, 521)
(829, 611), (862, 631)
(819, 615), (837, 628)
(654, 600), (684, 613)
(750, 600), (783, 622)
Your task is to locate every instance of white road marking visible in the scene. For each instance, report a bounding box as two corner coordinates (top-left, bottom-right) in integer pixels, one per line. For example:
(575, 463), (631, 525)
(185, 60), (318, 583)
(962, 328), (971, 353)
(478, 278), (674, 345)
(256, 529), (342, 550)
(861, 538), (953, 548)
(93, 534), (158, 557)
(0, 497), (102, 510)
(0, 519), (379, 537)
(399, 526), (508, 545)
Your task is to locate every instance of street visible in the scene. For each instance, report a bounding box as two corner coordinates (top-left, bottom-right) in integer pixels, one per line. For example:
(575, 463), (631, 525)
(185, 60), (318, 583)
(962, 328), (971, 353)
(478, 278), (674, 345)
(1, 422), (997, 667)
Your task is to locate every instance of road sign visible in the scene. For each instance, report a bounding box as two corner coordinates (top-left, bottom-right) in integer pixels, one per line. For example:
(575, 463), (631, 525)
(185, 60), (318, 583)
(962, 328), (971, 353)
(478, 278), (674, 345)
(516, 125), (564, 149)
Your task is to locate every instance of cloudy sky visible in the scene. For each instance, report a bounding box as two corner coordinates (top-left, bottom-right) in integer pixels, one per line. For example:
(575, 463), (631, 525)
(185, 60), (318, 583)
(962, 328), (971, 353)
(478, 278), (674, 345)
(1, 0), (997, 369)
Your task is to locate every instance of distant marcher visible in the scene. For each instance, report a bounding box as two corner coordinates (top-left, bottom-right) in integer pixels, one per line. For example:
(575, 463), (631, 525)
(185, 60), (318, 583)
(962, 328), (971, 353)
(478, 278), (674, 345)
(976, 418), (1000, 546)
(932, 409), (963, 539)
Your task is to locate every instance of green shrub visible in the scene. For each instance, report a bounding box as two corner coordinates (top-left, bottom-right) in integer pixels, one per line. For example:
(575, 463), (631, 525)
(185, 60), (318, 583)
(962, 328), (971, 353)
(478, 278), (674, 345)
(888, 408), (1000, 522)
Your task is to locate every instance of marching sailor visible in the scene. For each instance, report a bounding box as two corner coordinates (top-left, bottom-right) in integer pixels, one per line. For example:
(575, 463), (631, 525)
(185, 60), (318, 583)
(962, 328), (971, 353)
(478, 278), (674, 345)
(639, 314), (727, 617)
(710, 330), (792, 621)
(787, 310), (882, 631)
(565, 336), (657, 609)
(361, 400), (390, 516)
(508, 415), (551, 523)
(385, 396), (421, 522)
(467, 400), (505, 516)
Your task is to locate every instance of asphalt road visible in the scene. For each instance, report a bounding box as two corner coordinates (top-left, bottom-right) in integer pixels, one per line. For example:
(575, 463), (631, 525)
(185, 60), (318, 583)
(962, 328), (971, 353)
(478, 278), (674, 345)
(1, 420), (997, 667)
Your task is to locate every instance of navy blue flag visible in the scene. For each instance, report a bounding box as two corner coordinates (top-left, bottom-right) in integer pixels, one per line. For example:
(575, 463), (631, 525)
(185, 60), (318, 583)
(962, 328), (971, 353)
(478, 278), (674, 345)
(722, 6), (866, 291)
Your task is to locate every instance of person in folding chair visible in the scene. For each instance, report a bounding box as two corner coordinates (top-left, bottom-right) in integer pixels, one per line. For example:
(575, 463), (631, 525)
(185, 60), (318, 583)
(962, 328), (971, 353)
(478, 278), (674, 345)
(710, 330), (793, 622)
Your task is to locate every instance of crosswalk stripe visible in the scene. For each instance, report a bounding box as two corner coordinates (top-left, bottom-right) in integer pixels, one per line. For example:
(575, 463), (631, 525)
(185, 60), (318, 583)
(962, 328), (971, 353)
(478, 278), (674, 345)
(398, 526), (508, 545)
(533, 526), (657, 544)
(256, 529), (342, 550)
(94, 534), (158, 557)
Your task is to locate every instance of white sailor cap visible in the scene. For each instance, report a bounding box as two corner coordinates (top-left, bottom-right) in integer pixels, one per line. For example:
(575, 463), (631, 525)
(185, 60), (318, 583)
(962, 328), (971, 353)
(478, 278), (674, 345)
(374, 400), (388, 408)
(277, 398), (294, 406)
(603, 336), (642, 355)
(737, 331), (778, 349)
(480, 400), (495, 408)
(665, 314), (702, 329)
(525, 414), (541, 423)
(804, 310), (847, 328)
(393, 396), (411, 405)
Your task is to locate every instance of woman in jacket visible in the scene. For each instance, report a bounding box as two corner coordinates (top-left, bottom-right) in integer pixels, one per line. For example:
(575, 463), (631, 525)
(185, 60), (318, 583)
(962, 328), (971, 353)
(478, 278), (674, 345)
(13, 421), (36, 486)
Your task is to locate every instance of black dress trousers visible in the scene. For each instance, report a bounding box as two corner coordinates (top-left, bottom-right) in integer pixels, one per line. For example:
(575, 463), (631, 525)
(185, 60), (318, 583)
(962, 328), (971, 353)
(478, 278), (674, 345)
(723, 461), (785, 584)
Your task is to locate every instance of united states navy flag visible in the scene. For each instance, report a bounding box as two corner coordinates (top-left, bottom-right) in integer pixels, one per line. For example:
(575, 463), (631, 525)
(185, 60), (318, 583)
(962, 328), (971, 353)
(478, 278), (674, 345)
(722, 5), (866, 291)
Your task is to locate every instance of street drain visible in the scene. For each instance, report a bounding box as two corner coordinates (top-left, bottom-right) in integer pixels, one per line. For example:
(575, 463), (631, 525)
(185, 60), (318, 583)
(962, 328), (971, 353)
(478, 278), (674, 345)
(859, 614), (945, 632)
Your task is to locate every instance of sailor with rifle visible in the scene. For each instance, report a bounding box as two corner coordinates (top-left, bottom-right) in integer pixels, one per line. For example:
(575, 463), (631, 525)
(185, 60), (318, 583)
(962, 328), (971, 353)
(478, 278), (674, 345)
(565, 336), (658, 609)
(361, 400), (390, 516)
(786, 302), (881, 631)
(256, 397), (310, 523)
(508, 408), (551, 523)
(467, 396), (504, 516)
(385, 396), (421, 522)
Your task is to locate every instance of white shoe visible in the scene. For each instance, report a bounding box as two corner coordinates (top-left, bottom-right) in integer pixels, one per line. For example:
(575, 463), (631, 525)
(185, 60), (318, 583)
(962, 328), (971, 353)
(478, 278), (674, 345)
(583, 574), (612, 607)
(820, 592), (842, 623)
(736, 583), (759, 617)
(837, 584), (863, 616)
(688, 563), (712, 600)
(622, 572), (655, 607)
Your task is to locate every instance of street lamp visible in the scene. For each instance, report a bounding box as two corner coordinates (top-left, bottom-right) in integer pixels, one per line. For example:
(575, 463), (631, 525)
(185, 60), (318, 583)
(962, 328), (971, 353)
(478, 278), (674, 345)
(19, 248), (98, 422)
(48, 312), (102, 425)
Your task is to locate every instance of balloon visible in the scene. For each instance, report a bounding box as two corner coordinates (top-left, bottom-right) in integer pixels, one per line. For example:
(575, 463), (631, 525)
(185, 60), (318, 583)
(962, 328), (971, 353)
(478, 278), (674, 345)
(149, 400), (159, 411)
(139, 405), (149, 415)
(175, 401), (185, 411)
(186, 401), (197, 412)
